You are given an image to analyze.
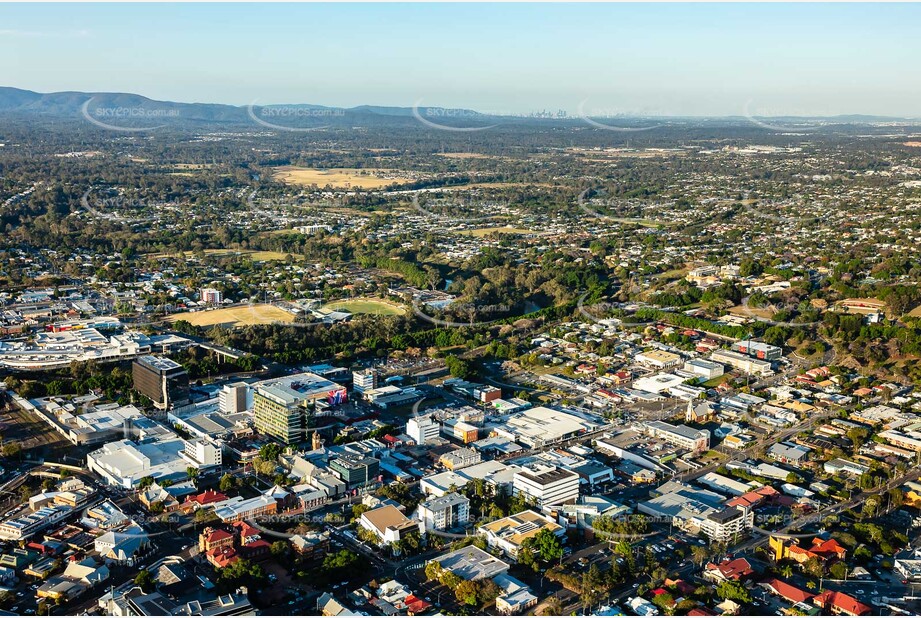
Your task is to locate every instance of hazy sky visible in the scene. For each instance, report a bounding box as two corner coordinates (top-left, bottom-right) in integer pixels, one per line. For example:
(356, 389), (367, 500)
(2, 3), (919, 117)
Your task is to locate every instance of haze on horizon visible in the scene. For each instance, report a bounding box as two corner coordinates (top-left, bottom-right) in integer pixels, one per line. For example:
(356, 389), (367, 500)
(2, 2), (920, 119)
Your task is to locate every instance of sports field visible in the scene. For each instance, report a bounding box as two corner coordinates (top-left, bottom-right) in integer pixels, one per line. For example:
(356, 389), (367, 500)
(273, 166), (415, 189)
(321, 298), (406, 315)
(166, 304), (296, 327)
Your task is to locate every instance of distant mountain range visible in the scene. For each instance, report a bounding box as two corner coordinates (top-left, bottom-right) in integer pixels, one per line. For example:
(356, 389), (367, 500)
(0, 86), (506, 129)
(0, 86), (915, 128)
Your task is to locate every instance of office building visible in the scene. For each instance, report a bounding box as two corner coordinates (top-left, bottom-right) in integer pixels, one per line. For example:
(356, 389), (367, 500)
(643, 420), (710, 453)
(252, 372), (346, 444)
(219, 382), (250, 414)
(329, 455), (380, 488)
(513, 464), (580, 507)
(132, 355), (189, 411)
(406, 415), (440, 445)
(352, 368), (379, 394)
(731, 340), (783, 360)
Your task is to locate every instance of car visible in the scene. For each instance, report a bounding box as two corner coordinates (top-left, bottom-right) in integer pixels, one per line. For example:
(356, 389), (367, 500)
(632, 583), (639, 588)
(425, 597), (432, 602)
(856, 589), (865, 595)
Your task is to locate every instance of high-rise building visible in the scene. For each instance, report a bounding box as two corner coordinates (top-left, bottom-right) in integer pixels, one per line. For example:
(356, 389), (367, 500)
(513, 464), (580, 507)
(406, 415), (440, 445)
(418, 492), (470, 531)
(252, 372), (346, 444)
(352, 368), (378, 394)
(200, 287), (223, 305)
(219, 382), (250, 414)
(132, 355), (189, 411)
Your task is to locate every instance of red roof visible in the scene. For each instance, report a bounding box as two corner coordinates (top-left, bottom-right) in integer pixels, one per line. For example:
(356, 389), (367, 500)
(688, 608), (717, 616)
(188, 489), (228, 505)
(813, 590), (871, 616)
(205, 528), (234, 543)
(811, 538), (847, 556)
(764, 578), (813, 604)
(706, 558), (753, 580)
(232, 521), (261, 539)
(206, 546), (239, 568)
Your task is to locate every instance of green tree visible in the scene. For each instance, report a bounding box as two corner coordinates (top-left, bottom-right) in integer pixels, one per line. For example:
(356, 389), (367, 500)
(134, 569), (156, 592)
(455, 580), (479, 606)
(716, 579), (752, 604)
(529, 528), (564, 563)
(219, 473), (236, 493)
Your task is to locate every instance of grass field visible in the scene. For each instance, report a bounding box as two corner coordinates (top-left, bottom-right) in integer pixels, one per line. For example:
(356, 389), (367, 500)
(322, 298), (406, 315)
(166, 304), (295, 327)
(273, 166), (416, 189)
(149, 249), (292, 261)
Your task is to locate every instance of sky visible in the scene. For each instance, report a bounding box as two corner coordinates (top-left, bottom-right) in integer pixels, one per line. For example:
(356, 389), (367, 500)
(1, 3), (919, 118)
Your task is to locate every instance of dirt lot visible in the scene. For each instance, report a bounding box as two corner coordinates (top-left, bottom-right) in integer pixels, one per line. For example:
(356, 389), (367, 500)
(166, 304), (296, 327)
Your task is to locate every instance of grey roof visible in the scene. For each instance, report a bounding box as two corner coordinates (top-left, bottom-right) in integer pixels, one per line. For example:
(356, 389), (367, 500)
(436, 545), (510, 581)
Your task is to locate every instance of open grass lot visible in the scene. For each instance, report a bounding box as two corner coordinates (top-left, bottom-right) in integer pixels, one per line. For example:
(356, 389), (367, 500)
(272, 166), (416, 189)
(149, 248), (293, 261)
(321, 298), (406, 315)
(166, 304), (296, 327)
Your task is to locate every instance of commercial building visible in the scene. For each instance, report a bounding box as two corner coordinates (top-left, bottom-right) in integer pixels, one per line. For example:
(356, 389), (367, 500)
(218, 382), (250, 414)
(683, 358), (725, 380)
(253, 372), (346, 444)
(493, 406), (598, 449)
(329, 455), (380, 488)
(824, 458), (870, 477)
(18, 398), (145, 446)
(433, 545), (510, 581)
(352, 368), (379, 394)
(638, 481), (753, 542)
(643, 421), (710, 453)
(513, 464), (580, 507)
(0, 505), (73, 541)
(132, 355), (189, 411)
(406, 415), (440, 445)
(439, 447), (481, 471)
(635, 349), (682, 368)
(731, 340), (783, 361)
(179, 439), (222, 468)
(86, 423), (195, 488)
(478, 510), (565, 560)
(710, 349), (773, 376)
(633, 373), (686, 395)
(358, 505), (420, 546)
(417, 492), (470, 531)
(442, 419), (479, 444)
